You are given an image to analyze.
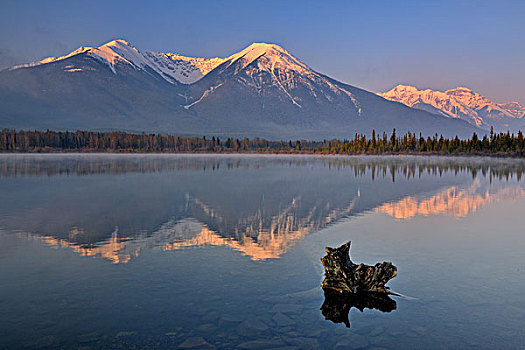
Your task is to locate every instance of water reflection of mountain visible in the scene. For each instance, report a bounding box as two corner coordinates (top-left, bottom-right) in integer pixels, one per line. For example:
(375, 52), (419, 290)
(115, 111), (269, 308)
(18, 191), (362, 263)
(1, 155), (524, 263)
(377, 179), (525, 219)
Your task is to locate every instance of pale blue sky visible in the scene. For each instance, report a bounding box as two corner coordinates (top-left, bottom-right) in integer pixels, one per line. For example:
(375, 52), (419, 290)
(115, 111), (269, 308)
(1, 0), (523, 104)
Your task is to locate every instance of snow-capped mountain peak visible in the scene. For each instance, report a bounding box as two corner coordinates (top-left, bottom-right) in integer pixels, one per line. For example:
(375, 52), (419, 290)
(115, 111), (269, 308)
(103, 39), (134, 48)
(87, 39), (148, 73)
(449, 86), (473, 93)
(224, 42), (311, 74)
(180, 42), (364, 113)
(379, 84), (525, 130)
(9, 46), (92, 70)
(393, 84), (420, 92)
(8, 39), (227, 84)
(9, 39), (146, 74)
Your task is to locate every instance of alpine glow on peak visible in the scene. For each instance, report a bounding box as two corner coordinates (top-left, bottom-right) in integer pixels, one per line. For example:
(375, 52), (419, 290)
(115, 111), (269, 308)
(379, 85), (525, 131)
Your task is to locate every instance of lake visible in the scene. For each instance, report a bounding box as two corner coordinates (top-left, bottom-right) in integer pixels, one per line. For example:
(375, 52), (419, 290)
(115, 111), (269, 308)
(1, 154), (524, 349)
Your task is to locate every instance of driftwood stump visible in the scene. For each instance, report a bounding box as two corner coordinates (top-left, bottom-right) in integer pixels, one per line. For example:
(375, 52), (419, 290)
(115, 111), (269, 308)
(321, 241), (397, 294)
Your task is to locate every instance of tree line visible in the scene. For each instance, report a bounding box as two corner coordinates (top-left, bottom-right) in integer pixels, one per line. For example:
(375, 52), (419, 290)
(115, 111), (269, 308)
(1, 128), (524, 156)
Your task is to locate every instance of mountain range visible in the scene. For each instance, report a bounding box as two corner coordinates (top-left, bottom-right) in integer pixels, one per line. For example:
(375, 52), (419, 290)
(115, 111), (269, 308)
(379, 85), (525, 133)
(0, 39), (494, 139)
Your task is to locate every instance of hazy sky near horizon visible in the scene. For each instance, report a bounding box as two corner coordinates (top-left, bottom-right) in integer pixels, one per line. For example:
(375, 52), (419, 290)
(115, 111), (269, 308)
(1, 0), (524, 104)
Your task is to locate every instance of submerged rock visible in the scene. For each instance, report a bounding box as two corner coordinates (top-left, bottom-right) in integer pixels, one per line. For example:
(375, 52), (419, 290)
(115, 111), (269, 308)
(196, 323), (217, 333)
(115, 331), (136, 338)
(178, 336), (215, 349)
(77, 332), (100, 344)
(272, 313), (295, 327)
(334, 334), (369, 349)
(237, 339), (286, 349)
(237, 319), (269, 337)
(270, 303), (303, 314)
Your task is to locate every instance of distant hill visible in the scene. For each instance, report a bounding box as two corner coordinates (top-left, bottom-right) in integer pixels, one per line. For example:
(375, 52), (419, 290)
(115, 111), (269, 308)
(0, 39), (480, 139)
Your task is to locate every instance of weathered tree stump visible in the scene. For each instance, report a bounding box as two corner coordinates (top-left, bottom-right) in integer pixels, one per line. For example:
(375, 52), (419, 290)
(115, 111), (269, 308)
(321, 241), (397, 294)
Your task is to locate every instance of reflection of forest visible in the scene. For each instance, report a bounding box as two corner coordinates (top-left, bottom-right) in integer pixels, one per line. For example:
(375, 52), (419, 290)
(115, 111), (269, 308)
(1, 154), (524, 181)
(2, 155), (524, 263)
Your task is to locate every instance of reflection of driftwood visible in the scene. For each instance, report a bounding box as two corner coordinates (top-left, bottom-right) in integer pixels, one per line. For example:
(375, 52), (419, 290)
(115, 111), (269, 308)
(321, 241), (397, 294)
(321, 290), (397, 328)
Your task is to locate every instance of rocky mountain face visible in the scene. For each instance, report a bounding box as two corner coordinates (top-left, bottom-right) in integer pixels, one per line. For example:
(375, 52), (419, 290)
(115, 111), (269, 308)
(0, 40), (480, 139)
(379, 85), (525, 133)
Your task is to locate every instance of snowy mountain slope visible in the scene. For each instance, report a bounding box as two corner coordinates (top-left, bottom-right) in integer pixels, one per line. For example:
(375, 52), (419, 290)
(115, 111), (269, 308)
(142, 52), (226, 84)
(187, 43), (364, 112)
(9, 39), (226, 84)
(379, 85), (525, 131)
(180, 43), (478, 138)
(0, 40), (481, 139)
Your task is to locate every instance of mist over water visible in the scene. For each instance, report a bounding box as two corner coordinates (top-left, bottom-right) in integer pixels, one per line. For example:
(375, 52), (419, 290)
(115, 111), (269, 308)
(1, 154), (524, 349)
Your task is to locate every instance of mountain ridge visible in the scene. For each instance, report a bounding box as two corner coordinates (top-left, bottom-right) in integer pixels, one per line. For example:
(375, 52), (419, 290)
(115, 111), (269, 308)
(7, 39), (228, 85)
(0, 39), (484, 139)
(379, 85), (525, 132)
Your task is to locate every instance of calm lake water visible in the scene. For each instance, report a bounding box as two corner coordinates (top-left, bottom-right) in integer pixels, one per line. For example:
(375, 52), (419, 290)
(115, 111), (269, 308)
(1, 154), (524, 349)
